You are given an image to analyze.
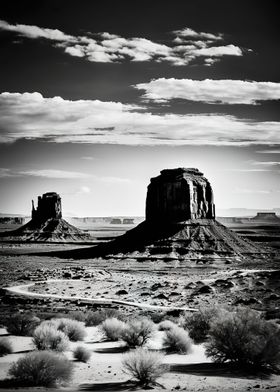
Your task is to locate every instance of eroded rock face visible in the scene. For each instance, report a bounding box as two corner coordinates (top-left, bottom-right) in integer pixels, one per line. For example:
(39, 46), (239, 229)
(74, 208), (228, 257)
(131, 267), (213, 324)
(146, 168), (215, 223)
(32, 192), (62, 222)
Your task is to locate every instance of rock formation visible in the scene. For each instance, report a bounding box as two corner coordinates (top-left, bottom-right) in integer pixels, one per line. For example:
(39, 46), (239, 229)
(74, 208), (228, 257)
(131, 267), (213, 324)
(53, 168), (267, 260)
(251, 212), (280, 222)
(0, 192), (93, 242)
(146, 168), (215, 222)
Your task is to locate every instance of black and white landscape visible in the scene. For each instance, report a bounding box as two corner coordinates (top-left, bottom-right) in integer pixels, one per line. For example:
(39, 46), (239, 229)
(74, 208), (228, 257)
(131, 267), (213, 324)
(0, 1), (280, 391)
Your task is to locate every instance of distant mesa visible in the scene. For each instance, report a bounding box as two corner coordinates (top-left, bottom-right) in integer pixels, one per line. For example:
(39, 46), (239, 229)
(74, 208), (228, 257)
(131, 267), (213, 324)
(251, 212), (280, 222)
(0, 192), (92, 243)
(53, 168), (266, 260)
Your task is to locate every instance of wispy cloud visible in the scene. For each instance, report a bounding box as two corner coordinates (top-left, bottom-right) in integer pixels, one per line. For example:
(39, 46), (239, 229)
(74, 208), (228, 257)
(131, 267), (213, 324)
(0, 20), (244, 66)
(135, 78), (280, 104)
(0, 168), (91, 179)
(234, 188), (272, 194)
(252, 161), (280, 166)
(1, 92), (280, 146)
(256, 149), (280, 154)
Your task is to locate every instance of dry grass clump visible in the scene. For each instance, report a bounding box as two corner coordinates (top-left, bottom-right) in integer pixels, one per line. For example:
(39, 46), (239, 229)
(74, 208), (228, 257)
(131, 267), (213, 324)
(122, 348), (167, 386)
(121, 318), (155, 348)
(33, 324), (69, 352)
(101, 317), (127, 341)
(0, 338), (12, 356)
(206, 307), (280, 370)
(9, 351), (73, 387)
(163, 326), (193, 354)
(73, 346), (92, 362)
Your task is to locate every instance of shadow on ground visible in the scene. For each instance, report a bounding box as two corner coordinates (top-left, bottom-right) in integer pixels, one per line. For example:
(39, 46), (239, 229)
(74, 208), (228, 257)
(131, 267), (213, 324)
(169, 362), (274, 379)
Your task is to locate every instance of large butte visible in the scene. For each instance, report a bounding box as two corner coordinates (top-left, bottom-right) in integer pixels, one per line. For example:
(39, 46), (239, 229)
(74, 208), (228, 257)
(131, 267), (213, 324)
(51, 168), (267, 261)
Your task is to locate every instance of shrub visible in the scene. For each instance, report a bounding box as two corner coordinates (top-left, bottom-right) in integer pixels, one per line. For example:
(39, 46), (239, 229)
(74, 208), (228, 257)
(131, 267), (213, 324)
(122, 348), (167, 386)
(5, 312), (40, 336)
(33, 324), (69, 352)
(206, 308), (280, 370)
(85, 309), (123, 326)
(0, 338), (12, 356)
(184, 306), (219, 343)
(121, 318), (155, 348)
(101, 318), (127, 341)
(73, 346), (92, 362)
(9, 351), (73, 387)
(158, 320), (177, 331)
(163, 326), (193, 354)
(56, 318), (86, 341)
(68, 311), (86, 322)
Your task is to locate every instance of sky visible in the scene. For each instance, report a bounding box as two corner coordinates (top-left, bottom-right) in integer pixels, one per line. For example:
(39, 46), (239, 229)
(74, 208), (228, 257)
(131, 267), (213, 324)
(0, 0), (280, 217)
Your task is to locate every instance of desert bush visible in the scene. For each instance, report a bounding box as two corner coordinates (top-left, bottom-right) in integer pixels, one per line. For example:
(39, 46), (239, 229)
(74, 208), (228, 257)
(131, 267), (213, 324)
(33, 324), (69, 352)
(67, 311), (86, 322)
(5, 312), (40, 336)
(101, 318), (127, 341)
(85, 309), (123, 326)
(158, 320), (177, 331)
(139, 310), (167, 324)
(73, 346), (92, 362)
(122, 348), (167, 386)
(183, 306), (219, 343)
(9, 351), (73, 387)
(206, 308), (280, 370)
(163, 326), (193, 354)
(0, 338), (12, 356)
(121, 318), (155, 348)
(56, 318), (86, 341)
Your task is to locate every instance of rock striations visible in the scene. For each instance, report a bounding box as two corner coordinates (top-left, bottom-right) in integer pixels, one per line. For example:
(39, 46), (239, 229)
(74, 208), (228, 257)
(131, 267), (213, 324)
(56, 168), (266, 261)
(0, 192), (92, 242)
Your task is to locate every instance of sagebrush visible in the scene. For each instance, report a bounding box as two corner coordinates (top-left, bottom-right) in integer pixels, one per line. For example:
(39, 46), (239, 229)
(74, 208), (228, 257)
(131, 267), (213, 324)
(5, 312), (40, 336)
(0, 338), (12, 356)
(121, 318), (155, 347)
(163, 326), (193, 354)
(33, 324), (69, 352)
(183, 306), (219, 343)
(101, 317), (127, 341)
(122, 348), (167, 386)
(206, 307), (280, 370)
(9, 351), (73, 387)
(73, 346), (92, 362)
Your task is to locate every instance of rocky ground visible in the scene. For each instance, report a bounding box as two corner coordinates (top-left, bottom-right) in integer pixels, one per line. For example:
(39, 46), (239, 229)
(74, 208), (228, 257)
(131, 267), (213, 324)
(0, 229), (280, 391)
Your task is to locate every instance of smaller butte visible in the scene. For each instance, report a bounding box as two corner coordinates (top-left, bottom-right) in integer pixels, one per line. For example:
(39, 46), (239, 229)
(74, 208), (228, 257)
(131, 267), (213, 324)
(0, 192), (92, 242)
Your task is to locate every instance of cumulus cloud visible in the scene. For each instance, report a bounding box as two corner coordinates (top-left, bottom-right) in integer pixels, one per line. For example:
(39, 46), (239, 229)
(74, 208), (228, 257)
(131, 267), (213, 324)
(135, 78), (280, 104)
(0, 92), (280, 146)
(0, 20), (244, 66)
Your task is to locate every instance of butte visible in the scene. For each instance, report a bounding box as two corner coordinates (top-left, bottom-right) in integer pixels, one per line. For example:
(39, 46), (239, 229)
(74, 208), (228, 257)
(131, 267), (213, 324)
(0, 192), (92, 242)
(51, 168), (266, 261)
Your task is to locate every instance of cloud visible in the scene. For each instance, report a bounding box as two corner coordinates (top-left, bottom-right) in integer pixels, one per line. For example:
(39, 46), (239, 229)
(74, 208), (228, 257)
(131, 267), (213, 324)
(0, 20), (244, 66)
(256, 149), (280, 154)
(135, 78), (280, 104)
(173, 27), (223, 41)
(234, 188), (272, 194)
(0, 19), (76, 42)
(0, 168), (91, 178)
(252, 161), (280, 166)
(1, 92), (280, 147)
